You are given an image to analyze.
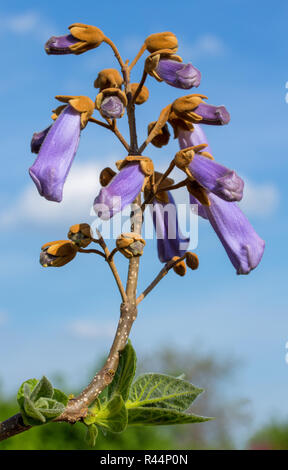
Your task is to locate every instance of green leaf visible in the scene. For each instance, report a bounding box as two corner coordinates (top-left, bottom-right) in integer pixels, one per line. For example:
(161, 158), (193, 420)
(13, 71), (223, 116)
(53, 388), (69, 407)
(127, 373), (203, 411)
(86, 394), (128, 433)
(23, 397), (46, 424)
(35, 397), (66, 419)
(17, 378), (38, 409)
(86, 424), (98, 447)
(30, 376), (54, 402)
(107, 340), (137, 402)
(128, 406), (211, 426)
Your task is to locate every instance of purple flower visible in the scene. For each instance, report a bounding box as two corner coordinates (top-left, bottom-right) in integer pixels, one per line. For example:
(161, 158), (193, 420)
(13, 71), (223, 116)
(178, 128), (244, 202)
(31, 126), (52, 154)
(194, 103), (230, 125)
(45, 34), (79, 54)
(156, 60), (201, 89)
(100, 96), (124, 119)
(151, 192), (189, 263)
(29, 105), (81, 202)
(190, 193), (265, 274)
(94, 163), (144, 220)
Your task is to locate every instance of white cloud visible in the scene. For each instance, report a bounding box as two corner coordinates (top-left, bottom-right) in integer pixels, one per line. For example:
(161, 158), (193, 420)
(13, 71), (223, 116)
(240, 179), (280, 217)
(0, 160), (114, 228)
(180, 34), (227, 61)
(68, 318), (115, 340)
(0, 11), (57, 40)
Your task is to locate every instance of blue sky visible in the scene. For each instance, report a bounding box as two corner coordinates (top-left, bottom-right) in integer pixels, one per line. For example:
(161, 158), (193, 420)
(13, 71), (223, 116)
(0, 0), (287, 446)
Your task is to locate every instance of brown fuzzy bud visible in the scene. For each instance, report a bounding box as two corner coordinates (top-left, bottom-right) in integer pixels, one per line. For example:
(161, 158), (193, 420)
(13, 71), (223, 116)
(99, 167), (116, 186)
(94, 69), (123, 91)
(147, 122), (170, 148)
(116, 232), (146, 259)
(130, 83), (149, 105)
(168, 111), (195, 138)
(186, 252), (199, 270)
(145, 32), (178, 53)
(68, 223), (92, 248)
(40, 240), (78, 267)
(171, 256), (186, 276)
(174, 148), (195, 169)
(68, 23), (105, 54)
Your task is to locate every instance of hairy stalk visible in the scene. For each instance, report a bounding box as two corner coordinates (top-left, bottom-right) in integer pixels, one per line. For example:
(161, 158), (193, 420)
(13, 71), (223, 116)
(136, 254), (187, 305)
(129, 43), (146, 70)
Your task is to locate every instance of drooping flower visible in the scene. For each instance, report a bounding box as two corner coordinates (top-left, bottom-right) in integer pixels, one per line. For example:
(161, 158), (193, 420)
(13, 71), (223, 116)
(45, 23), (105, 55)
(189, 193), (265, 274)
(172, 94), (230, 125)
(177, 129), (244, 202)
(151, 191), (189, 263)
(94, 162), (145, 220)
(29, 105), (81, 202)
(156, 59), (201, 89)
(29, 96), (94, 202)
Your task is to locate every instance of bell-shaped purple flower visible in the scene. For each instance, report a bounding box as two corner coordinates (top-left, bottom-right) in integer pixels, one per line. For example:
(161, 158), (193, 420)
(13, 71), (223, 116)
(151, 192), (189, 263)
(178, 127), (244, 202)
(94, 163), (144, 220)
(29, 105), (81, 202)
(100, 96), (124, 119)
(190, 193), (265, 274)
(156, 60), (201, 89)
(30, 126), (52, 154)
(45, 35), (79, 54)
(194, 103), (230, 125)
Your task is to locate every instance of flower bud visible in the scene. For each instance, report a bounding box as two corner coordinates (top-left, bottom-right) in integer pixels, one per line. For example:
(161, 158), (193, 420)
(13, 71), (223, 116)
(147, 122), (170, 148)
(95, 88), (127, 119)
(171, 256), (186, 276)
(116, 232), (146, 259)
(174, 147), (195, 169)
(45, 23), (105, 55)
(145, 32), (178, 53)
(68, 223), (92, 248)
(94, 69), (123, 91)
(185, 252), (199, 270)
(130, 83), (149, 105)
(40, 240), (78, 267)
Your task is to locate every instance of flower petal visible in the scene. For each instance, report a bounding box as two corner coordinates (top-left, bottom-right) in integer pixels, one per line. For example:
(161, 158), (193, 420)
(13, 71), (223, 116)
(29, 105), (81, 202)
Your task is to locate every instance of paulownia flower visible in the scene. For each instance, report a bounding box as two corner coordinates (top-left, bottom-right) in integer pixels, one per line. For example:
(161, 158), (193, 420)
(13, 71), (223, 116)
(45, 23), (105, 55)
(189, 193), (265, 275)
(29, 105), (81, 202)
(172, 94), (230, 125)
(29, 96), (94, 202)
(177, 129), (244, 202)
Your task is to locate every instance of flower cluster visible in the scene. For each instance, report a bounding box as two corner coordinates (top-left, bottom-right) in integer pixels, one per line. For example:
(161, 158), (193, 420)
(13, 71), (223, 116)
(30, 25), (264, 275)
